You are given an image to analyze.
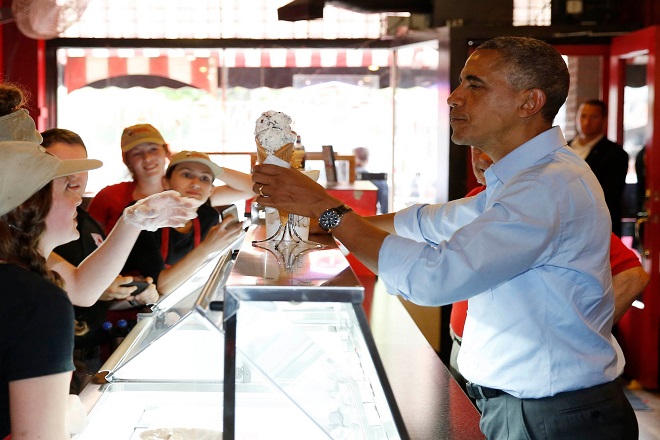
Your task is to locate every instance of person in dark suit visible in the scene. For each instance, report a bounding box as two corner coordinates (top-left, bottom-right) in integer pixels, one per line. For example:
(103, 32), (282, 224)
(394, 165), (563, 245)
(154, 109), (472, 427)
(569, 99), (629, 236)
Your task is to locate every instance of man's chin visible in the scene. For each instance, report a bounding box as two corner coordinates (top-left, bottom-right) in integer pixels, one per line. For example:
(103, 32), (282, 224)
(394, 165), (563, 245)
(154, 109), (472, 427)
(450, 134), (471, 146)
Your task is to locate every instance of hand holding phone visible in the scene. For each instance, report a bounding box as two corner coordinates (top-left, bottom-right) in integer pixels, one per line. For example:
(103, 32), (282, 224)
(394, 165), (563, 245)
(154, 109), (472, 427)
(221, 204), (239, 225)
(120, 281), (150, 295)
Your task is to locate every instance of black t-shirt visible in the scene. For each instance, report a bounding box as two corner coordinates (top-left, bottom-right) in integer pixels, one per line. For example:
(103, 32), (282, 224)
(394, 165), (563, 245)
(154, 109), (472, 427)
(0, 264), (74, 437)
(54, 207), (105, 266)
(54, 207), (110, 347)
(122, 204), (220, 283)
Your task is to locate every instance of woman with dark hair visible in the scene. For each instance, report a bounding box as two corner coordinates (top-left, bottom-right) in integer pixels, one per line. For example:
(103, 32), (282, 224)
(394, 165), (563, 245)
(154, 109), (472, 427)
(0, 141), (202, 438)
(123, 151), (244, 295)
(0, 141), (101, 439)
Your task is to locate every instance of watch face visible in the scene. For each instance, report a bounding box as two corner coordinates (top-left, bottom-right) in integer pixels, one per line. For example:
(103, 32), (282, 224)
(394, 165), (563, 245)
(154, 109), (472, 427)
(319, 209), (341, 231)
(319, 205), (352, 231)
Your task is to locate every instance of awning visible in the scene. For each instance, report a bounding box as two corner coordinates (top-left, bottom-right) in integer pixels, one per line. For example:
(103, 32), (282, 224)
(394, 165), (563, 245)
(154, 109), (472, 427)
(61, 47), (438, 93)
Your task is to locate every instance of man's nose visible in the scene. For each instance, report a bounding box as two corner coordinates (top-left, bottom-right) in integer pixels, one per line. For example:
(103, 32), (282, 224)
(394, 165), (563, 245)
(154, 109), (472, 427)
(447, 89), (463, 107)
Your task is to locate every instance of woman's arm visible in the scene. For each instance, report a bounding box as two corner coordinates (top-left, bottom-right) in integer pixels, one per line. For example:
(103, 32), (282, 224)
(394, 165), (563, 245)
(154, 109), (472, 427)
(9, 373), (71, 440)
(210, 168), (255, 206)
(48, 191), (200, 307)
(48, 217), (142, 307)
(156, 218), (244, 295)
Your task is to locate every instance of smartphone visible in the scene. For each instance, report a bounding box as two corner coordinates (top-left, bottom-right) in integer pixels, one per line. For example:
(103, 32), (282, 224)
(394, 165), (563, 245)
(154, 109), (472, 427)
(120, 281), (150, 295)
(220, 204), (239, 225)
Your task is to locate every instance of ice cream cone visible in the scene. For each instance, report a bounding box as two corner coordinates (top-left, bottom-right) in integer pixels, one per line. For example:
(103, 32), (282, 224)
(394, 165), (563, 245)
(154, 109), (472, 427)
(256, 138), (295, 225)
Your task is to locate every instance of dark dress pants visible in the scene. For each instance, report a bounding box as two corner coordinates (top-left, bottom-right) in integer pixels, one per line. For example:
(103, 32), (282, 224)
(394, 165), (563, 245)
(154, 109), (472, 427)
(475, 379), (638, 440)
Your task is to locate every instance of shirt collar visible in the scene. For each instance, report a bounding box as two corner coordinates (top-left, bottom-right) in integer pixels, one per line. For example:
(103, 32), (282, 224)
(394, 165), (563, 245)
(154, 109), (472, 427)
(570, 133), (604, 150)
(485, 126), (567, 186)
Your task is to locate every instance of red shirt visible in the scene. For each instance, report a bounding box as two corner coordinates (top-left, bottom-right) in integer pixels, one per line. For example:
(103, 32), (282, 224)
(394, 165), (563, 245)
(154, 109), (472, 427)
(449, 185), (642, 338)
(87, 181), (136, 235)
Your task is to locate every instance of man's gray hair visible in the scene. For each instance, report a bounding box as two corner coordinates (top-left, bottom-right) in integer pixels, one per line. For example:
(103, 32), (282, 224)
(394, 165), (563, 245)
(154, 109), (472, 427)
(477, 36), (569, 123)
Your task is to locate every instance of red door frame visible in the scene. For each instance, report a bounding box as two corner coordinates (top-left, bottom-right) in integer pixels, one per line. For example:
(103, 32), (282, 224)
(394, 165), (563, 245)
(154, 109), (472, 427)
(610, 25), (660, 389)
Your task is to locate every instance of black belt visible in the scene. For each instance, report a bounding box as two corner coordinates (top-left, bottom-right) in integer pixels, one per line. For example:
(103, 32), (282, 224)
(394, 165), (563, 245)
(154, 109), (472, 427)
(466, 381), (502, 400)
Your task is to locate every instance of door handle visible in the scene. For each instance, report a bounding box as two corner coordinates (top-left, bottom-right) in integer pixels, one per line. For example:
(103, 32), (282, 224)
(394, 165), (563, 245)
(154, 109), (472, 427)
(635, 209), (649, 258)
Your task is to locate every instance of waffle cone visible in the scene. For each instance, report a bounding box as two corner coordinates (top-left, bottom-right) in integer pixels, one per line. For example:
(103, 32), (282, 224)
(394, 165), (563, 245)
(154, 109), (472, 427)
(255, 139), (294, 165)
(256, 139), (295, 224)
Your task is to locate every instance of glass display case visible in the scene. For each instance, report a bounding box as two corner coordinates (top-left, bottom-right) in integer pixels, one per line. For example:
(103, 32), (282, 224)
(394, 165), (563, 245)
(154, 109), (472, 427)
(76, 225), (406, 439)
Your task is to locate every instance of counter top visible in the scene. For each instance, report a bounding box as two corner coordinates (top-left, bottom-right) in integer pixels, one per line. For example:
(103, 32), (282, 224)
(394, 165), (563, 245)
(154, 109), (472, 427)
(226, 226), (364, 303)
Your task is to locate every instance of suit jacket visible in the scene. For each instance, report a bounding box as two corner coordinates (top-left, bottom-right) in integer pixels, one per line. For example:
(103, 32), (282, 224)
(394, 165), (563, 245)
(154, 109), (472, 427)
(571, 136), (629, 236)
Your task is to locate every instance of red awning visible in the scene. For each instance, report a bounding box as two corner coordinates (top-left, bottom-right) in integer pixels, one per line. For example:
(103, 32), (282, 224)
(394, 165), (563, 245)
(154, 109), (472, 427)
(62, 47), (437, 92)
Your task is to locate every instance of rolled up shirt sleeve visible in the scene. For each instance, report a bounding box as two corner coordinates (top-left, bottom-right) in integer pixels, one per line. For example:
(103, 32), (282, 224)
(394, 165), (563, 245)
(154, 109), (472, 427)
(378, 175), (577, 306)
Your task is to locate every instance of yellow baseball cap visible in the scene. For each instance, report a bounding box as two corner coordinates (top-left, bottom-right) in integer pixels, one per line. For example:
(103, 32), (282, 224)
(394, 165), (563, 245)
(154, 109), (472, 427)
(120, 123), (166, 152)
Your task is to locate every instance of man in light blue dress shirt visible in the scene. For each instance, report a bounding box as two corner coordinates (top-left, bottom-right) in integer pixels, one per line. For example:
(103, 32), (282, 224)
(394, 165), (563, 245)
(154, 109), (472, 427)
(252, 36), (638, 439)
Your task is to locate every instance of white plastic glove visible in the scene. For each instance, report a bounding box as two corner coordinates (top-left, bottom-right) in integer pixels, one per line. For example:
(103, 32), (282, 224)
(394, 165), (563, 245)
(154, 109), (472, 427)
(123, 190), (201, 231)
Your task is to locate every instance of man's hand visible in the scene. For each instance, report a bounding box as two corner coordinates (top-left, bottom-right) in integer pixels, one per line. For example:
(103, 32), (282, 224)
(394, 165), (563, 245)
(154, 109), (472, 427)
(252, 164), (342, 219)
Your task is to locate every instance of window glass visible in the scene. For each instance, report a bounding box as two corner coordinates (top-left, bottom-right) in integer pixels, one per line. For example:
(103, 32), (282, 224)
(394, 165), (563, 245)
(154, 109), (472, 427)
(56, 45), (440, 203)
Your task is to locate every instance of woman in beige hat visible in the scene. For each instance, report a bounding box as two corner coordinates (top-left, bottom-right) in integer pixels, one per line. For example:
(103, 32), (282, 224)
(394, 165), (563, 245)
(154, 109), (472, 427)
(88, 123), (254, 234)
(0, 141), (202, 439)
(0, 142), (101, 439)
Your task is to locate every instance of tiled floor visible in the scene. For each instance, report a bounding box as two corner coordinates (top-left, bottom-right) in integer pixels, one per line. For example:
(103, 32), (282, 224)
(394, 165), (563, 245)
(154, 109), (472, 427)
(629, 383), (660, 439)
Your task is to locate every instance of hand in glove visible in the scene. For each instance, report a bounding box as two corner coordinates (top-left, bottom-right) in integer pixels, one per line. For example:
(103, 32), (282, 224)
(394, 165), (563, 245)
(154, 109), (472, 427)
(123, 190), (201, 231)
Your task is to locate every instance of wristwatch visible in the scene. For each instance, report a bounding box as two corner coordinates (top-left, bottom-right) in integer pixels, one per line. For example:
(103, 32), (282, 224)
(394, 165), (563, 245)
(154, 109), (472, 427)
(318, 204), (353, 232)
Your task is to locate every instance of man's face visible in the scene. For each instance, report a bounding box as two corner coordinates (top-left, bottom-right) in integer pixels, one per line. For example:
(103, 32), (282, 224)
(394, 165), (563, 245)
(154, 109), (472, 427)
(471, 146), (493, 185)
(577, 103), (605, 139)
(447, 50), (527, 157)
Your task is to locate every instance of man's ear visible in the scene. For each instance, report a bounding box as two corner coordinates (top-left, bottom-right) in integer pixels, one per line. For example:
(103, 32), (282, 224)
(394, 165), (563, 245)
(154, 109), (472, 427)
(519, 89), (546, 118)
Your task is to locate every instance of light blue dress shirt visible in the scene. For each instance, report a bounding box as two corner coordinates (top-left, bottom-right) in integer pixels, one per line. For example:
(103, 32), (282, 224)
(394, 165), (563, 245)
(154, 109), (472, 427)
(379, 127), (623, 398)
